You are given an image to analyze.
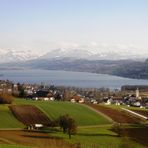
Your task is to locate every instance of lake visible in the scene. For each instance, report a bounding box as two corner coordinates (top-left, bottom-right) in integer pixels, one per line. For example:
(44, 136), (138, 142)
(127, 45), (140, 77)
(0, 69), (148, 89)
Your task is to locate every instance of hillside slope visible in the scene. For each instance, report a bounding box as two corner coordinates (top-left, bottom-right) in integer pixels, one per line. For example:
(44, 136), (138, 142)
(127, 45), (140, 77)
(1, 58), (148, 79)
(14, 99), (110, 126)
(0, 105), (24, 128)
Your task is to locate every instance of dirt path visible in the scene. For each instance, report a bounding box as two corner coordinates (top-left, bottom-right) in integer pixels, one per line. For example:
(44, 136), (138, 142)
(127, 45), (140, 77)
(130, 109), (148, 117)
(121, 108), (148, 120)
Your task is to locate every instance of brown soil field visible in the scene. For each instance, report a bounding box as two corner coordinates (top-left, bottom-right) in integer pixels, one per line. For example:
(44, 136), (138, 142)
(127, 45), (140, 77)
(124, 127), (148, 147)
(86, 104), (143, 123)
(130, 109), (148, 117)
(111, 126), (148, 147)
(0, 130), (74, 148)
(9, 105), (51, 126)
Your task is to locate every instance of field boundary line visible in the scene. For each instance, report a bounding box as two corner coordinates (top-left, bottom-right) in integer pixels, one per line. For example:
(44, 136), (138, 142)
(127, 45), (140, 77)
(80, 104), (114, 123)
(0, 137), (16, 144)
(0, 128), (23, 131)
(78, 124), (113, 128)
(121, 108), (148, 120)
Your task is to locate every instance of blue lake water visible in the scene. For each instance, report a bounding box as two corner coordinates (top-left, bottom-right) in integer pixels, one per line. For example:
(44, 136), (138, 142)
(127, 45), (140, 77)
(0, 69), (148, 89)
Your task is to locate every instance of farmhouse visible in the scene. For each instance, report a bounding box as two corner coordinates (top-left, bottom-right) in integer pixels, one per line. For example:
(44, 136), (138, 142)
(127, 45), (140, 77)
(0, 80), (13, 94)
(27, 124), (44, 130)
(32, 90), (54, 101)
(70, 94), (85, 103)
(104, 97), (123, 105)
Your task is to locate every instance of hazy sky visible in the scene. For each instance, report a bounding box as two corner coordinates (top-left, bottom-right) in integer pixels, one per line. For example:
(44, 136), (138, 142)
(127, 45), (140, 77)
(0, 0), (148, 53)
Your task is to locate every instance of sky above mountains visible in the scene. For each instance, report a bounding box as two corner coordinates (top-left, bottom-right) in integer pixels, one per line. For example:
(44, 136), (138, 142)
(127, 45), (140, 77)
(0, 0), (148, 54)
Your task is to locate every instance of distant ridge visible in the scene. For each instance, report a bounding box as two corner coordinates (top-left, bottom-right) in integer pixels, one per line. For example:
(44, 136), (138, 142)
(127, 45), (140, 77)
(0, 48), (147, 64)
(1, 58), (148, 80)
(0, 48), (148, 80)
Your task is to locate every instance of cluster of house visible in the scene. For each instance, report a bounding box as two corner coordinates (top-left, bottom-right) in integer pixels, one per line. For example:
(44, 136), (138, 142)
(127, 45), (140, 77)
(24, 84), (85, 103)
(0, 80), (148, 108)
(0, 80), (13, 94)
(30, 89), (85, 103)
(104, 88), (148, 108)
(0, 80), (86, 103)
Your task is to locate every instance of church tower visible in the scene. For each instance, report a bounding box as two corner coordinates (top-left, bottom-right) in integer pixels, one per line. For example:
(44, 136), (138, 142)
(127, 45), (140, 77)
(136, 88), (140, 99)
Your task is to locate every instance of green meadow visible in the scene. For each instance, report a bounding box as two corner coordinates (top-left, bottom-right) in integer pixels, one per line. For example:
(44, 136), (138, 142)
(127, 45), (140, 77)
(47, 126), (146, 148)
(0, 105), (24, 128)
(14, 99), (110, 126)
(0, 99), (147, 148)
(0, 145), (32, 148)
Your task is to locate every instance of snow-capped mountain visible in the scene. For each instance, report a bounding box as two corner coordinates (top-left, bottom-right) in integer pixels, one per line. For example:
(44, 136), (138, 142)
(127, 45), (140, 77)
(0, 48), (147, 64)
(40, 48), (147, 60)
(40, 48), (95, 59)
(0, 49), (42, 63)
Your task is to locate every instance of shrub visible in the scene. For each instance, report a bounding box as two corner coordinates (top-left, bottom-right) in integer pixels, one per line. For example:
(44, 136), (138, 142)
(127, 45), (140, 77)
(0, 93), (14, 104)
(112, 123), (122, 137)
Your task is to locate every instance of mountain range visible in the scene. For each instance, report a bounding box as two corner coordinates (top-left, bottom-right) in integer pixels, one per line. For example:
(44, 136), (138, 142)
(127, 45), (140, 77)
(0, 48), (147, 64)
(0, 48), (42, 63)
(35, 48), (147, 61)
(0, 48), (148, 79)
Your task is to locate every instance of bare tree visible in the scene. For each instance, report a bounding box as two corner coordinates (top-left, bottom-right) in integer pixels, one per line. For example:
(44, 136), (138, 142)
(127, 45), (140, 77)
(59, 114), (77, 139)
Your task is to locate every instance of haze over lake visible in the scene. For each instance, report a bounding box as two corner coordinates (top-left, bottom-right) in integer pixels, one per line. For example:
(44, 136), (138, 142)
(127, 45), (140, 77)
(1, 69), (148, 89)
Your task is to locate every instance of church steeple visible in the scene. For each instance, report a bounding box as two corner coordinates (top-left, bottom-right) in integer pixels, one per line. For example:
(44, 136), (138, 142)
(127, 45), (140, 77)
(136, 88), (140, 99)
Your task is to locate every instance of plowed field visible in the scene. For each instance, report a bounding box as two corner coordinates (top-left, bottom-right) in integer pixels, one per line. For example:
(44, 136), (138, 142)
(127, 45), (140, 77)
(86, 104), (142, 123)
(9, 105), (50, 126)
(0, 130), (73, 148)
(124, 127), (148, 147)
(130, 109), (148, 117)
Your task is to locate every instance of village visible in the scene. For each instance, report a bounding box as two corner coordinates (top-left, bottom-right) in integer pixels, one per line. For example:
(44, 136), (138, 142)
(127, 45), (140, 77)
(0, 80), (148, 108)
(0, 80), (148, 147)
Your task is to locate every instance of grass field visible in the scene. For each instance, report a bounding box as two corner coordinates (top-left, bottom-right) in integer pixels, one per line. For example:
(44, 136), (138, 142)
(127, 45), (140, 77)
(0, 99), (147, 147)
(0, 105), (24, 128)
(47, 126), (146, 148)
(0, 144), (32, 148)
(14, 99), (110, 126)
(0, 126), (146, 148)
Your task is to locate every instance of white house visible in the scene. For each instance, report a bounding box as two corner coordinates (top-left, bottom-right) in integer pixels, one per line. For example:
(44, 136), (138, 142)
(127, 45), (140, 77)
(49, 97), (55, 101)
(43, 97), (50, 101)
(105, 99), (112, 105)
(79, 98), (85, 103)
(71, 99), (76, 103)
